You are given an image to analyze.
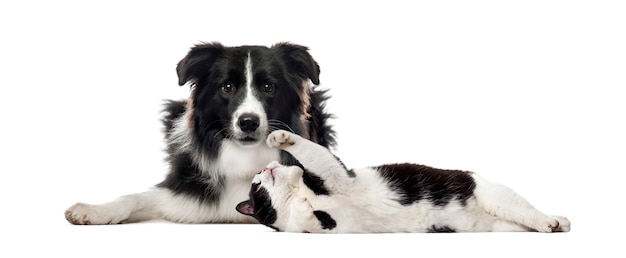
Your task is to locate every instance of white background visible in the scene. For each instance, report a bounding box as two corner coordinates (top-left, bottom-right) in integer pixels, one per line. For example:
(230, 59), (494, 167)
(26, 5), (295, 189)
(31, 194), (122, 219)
(1, 0), (624, 257)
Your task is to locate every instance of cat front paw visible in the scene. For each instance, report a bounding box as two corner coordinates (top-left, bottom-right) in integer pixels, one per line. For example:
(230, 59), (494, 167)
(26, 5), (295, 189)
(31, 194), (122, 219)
(267, 130), (296, 149)
(286, 197), (319, 232)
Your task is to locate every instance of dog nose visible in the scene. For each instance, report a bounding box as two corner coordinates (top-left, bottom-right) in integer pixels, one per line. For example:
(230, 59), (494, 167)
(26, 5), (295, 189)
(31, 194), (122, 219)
(238, 113), (260, 132)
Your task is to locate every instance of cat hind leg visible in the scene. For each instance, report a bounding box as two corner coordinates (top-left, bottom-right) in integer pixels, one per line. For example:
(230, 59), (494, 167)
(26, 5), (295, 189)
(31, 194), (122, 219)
(472, 174), (570, 232)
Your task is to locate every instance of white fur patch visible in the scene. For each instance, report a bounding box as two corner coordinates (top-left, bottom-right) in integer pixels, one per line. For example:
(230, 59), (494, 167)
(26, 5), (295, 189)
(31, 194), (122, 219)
(218, 139), (280, 180)
(231, 53), (268, 144)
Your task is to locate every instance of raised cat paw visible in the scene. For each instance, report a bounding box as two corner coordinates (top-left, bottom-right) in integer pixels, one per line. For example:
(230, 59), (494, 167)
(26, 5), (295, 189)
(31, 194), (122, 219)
(267, 130), (296, 148)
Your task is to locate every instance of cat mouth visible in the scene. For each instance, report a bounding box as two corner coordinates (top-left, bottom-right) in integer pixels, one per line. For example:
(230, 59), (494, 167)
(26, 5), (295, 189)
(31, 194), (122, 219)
(270, 169), (276, 186)
(262, 167), (276, 185)
(269, 170), (275, 185)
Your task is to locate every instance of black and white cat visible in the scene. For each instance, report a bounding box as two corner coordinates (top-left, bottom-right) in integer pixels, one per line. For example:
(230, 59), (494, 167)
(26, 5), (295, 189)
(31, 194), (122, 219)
(236, 130), (571, 233)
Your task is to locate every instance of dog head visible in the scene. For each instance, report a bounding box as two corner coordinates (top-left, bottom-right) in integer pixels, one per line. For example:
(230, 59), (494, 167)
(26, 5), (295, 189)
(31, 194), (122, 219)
(176, 42), (320, 148)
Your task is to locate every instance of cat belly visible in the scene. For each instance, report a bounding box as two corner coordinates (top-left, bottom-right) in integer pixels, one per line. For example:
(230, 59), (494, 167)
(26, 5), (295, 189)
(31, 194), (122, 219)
(396, 198), (530, 233)
(325, 198), (508, 233)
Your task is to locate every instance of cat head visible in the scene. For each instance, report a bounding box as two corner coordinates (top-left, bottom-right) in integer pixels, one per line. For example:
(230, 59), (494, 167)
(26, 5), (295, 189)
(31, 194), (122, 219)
(236, 161), (302, 231)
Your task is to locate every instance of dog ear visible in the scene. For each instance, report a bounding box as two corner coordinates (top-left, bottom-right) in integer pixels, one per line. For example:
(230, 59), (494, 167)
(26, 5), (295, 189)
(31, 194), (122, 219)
(273, 42), (321, 85)
(236, 200), (255, 216)
(176, 42), (225, 86)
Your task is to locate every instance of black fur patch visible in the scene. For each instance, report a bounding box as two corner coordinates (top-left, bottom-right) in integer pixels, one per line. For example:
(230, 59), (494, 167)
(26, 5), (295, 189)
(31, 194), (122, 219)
(157, 100), (225, 203)
(333, 154), (356, 178)
(161, 100), (187, 139)
(427, 225), (456, 233)
(249, 183), (278, 227)
(313, 210), (337, 230)
(156, 151), (225, 203)
(307, 88), (336, 148)
(377, 163), (476, 206)
(303, 170), (330, 195)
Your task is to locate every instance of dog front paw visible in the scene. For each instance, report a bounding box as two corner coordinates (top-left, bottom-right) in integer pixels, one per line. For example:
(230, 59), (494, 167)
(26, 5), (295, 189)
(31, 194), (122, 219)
(65, 202), (121, 225)
(267, 130), (296, 148)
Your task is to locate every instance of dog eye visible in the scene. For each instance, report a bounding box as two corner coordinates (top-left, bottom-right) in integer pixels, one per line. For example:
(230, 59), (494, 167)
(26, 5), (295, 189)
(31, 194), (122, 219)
(261, 83), (275, 94)
(221, 83), (236, 94)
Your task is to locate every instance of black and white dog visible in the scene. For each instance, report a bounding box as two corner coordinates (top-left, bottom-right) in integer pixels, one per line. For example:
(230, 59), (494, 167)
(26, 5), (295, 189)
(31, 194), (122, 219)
(65, 42), (336, 224)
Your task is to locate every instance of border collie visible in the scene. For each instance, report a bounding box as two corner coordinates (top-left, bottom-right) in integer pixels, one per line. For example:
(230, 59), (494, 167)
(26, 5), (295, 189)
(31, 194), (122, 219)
(65, 42), (336, 224)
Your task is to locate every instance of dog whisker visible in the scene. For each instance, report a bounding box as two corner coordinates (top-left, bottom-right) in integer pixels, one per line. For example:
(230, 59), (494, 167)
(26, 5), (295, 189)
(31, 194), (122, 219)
(268, 120), (296, 133)
(213, 128), (230, 139)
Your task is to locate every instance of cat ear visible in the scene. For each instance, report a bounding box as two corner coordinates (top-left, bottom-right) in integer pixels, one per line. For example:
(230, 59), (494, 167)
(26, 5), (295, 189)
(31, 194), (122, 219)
(236, 200), (255, 216)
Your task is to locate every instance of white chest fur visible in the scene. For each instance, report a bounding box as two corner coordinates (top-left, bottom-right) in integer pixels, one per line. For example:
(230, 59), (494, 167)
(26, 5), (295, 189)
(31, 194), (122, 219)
(217, 140), (280, 180)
